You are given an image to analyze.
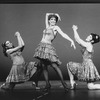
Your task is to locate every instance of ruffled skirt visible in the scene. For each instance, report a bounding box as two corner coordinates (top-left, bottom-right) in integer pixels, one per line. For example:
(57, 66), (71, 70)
(34, 42), (61, 66)
(6, 62), (37, 83)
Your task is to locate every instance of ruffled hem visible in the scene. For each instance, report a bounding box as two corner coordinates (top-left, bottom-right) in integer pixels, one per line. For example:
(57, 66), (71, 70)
(67, 61), (100, 82)
(6, 62), (37, 83)
(34, 42), (61, 65)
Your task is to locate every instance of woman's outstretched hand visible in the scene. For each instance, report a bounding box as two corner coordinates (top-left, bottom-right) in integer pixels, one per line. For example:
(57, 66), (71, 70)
(55, 13), (61, 21)
(46, 13), (53, 16)
(72, 25), (78, 31)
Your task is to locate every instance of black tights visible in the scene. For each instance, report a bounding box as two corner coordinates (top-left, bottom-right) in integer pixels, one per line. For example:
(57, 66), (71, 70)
(34, 61), (67, 89)
(33, 60), (50, 87)
(50, 63), (67, 87)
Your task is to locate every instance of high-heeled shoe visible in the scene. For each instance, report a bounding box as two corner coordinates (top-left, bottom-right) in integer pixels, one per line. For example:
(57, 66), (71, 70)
(0, 83), (7, 90)
(32, 81), (36, 86)
(32, 81), (40, 90)
(0, 83), (13, 90)
(71, 82), (77, 90)
(43, 84), (51, 92)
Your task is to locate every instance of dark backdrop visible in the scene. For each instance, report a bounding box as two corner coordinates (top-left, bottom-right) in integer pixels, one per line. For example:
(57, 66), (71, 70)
(0, 4), (100, 81)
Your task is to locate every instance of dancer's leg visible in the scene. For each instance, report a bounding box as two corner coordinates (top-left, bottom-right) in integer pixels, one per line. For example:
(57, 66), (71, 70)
(42, 63), (51, 89)
(67, 64), (76, 89)
(32, 61), (43, 87)
(88, 82), (100, 89)
(0, 82), (15, 90)
(51, 63), (68, 90)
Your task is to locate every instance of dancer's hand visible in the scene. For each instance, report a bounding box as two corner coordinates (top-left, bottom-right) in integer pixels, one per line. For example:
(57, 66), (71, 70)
(15, 31), (20, 37)
(55, 13), (61, 21)
(71, 40), (76, 49)
(72, 25), (78, 31)
(46, 13), (54, 16)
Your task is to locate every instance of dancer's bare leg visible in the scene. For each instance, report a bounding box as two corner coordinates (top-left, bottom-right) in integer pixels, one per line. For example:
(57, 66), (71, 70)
(67, 64), (76, 89)
(88, 82), (100, 89)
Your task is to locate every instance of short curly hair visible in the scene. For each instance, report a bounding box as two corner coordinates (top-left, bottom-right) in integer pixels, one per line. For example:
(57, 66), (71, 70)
(48, 14), (58, 22)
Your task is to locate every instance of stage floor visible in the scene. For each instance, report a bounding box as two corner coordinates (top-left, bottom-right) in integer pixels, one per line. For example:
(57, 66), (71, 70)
(0, 81), (100, 100)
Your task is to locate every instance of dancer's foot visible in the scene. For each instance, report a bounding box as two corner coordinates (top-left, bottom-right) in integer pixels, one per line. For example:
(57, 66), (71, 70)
(70, 82), (77, 90)
(63, 82), (69, 92)
(35, 86), (40, 90)
(0, 83), (12, 90)
(32, 82), (40, 90)
(43, 84), (51, 91)
(32, 81), (38, 87)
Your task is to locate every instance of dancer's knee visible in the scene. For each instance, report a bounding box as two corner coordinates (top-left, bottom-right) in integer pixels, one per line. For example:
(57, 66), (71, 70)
(87, 83), (95, 89)
(51, 63), (58, 69)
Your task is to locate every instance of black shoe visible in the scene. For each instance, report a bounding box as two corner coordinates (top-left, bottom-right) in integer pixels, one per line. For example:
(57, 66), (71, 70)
(9, 83), (15, 90)
(43, 84), (51, 91)
(63, 82), (69, 92)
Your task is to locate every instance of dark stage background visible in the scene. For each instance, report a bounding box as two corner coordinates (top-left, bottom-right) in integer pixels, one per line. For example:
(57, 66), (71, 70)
(0, 4), (100, 81)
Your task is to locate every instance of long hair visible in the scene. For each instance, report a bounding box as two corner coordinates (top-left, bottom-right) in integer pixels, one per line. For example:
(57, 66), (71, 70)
(1, 42), (8, 57)
(1, 42), (14, 57)
(90, 33), (100, 44)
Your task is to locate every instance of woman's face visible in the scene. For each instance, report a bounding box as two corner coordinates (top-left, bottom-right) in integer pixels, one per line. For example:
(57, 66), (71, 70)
(86, 35), (92, 42)
(49, 17), (56, 26)
(5, 41), (13, 48)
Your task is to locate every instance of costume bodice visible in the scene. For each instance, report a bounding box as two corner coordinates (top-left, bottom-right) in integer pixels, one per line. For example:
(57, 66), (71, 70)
(81, 47), (93, 60)
(41, 28), (57, 43)
(10, 50), (25, 65)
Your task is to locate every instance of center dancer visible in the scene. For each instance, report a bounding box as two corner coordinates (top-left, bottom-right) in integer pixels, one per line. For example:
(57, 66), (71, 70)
(33, 13), (76, 91)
